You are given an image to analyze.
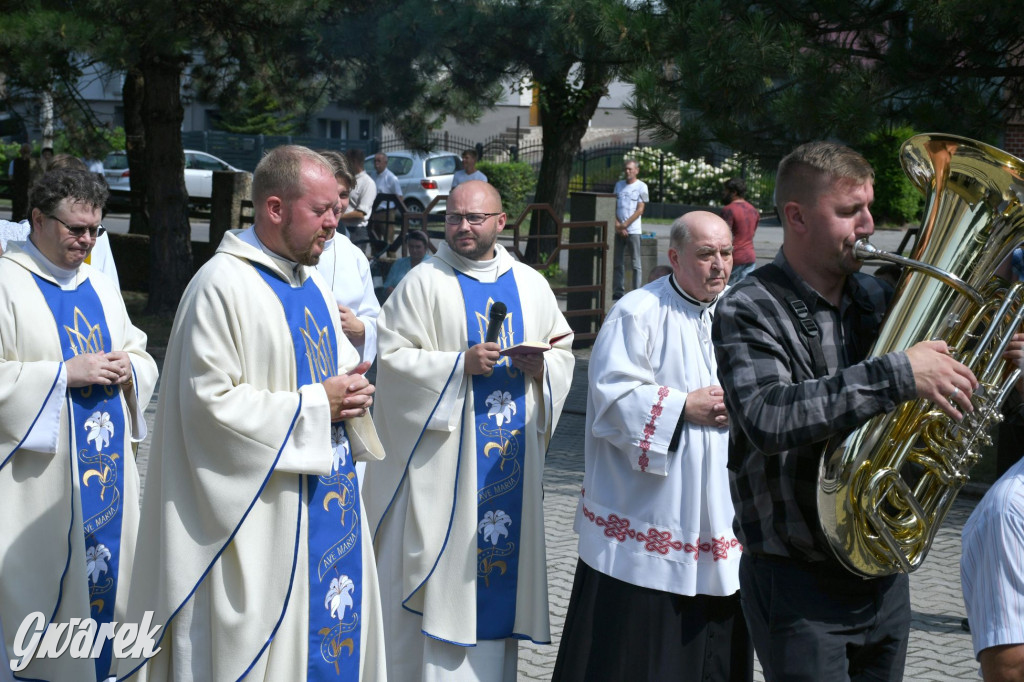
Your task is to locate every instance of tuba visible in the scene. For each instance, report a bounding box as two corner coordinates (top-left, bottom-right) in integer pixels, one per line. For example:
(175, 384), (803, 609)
(818, 133), (1024, 578)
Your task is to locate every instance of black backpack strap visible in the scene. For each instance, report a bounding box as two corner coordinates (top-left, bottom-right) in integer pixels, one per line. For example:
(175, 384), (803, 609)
(750, 264), (829, 379)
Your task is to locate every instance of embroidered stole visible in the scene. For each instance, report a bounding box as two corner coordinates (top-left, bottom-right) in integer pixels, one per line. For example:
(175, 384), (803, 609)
(33, 274), (125, 681)
(251, 264), (362, 681)
(455, 270), (528, 640)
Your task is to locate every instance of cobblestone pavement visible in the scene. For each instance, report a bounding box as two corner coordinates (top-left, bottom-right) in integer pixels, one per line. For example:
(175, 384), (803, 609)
(516, 355), (983, 681)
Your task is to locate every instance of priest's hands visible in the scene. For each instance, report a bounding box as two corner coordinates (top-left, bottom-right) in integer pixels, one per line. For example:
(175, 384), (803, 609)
(337, 304), (365, 345)
(323, 361), (375, 420)
(511, 353), (544, 379)
(465, 342), (501, 375)
(66, 351), (133, 388)
(683, 385), (729, 428)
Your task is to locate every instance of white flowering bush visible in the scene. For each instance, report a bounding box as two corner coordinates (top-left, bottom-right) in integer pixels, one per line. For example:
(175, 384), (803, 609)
(629, 147), (771, 209)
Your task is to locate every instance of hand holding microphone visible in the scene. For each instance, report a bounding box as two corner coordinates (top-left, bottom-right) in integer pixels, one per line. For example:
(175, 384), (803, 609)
(466, 302), (506, 375)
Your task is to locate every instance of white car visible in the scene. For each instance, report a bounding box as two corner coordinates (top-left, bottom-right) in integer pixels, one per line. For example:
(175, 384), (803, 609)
(103, 149), (248, 200)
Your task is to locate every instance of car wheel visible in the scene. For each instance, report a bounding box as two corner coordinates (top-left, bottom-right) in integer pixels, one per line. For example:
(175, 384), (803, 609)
(403, 199), (425, 228)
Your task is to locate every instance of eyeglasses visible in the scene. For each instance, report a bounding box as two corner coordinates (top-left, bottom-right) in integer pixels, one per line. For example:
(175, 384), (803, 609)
(444, 212), (501, 226)
(49, 215), (104, 239)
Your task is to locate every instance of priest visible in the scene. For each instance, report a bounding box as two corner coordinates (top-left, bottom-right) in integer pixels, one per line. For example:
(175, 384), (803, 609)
(0, 166), (157, 680)
(120, 146), (386, 681)
(364, 180), (574, 680)
(552, 212), (751, 682)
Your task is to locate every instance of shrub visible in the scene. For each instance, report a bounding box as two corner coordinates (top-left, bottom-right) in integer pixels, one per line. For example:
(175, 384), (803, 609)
(858, 127), (923, 226)
(478, 161), (535, 218)
(628, 147), (771, 210)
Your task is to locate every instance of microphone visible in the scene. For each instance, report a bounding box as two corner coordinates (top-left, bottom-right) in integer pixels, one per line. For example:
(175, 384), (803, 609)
(485, 302), (507, 344)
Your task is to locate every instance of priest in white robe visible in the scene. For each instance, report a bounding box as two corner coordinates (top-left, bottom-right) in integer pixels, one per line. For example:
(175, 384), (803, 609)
(120, 146), (386, 681)
(364, 180), (574, 681)
(552, 212), (752, 682)
(0, 167), (157, 681)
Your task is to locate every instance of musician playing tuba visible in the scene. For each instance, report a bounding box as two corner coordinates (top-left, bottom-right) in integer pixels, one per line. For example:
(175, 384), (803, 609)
(712, 140), (1024, 681)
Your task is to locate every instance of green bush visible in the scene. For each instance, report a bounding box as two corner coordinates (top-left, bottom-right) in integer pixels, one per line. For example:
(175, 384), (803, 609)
(0, 142), (23, 176)
(629, 147), (771, 210)
(478, 161), (535, 218)
(858, 127), (923, 226)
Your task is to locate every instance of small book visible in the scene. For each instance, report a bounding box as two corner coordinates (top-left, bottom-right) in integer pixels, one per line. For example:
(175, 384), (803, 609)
(498, 333), (571, 357)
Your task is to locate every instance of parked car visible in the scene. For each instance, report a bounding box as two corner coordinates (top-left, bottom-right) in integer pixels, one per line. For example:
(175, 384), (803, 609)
(103, 149), (248, 200)
(366, 150), (462, 215)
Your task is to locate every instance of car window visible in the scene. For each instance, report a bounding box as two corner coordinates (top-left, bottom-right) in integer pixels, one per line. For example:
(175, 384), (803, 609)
(388, 157), (414, 176)
(426, 156), (458, 177)
(188, 153), (228, 171)
(104, 154), (129, 171)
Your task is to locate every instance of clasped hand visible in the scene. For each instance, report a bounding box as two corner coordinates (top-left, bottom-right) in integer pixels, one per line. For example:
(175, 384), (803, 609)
(66, 351), (133, 388)
(322, 361), (375, 421)
(683, 385), (729, 428)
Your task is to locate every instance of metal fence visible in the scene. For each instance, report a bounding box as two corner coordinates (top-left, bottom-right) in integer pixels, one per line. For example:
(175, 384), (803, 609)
(180, 130), (776, 213)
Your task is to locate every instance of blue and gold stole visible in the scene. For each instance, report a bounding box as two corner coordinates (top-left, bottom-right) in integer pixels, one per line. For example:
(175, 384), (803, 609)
(33, 274), (125, 681)
(455, 270), (528, 640)
(251, 263), (362, 681)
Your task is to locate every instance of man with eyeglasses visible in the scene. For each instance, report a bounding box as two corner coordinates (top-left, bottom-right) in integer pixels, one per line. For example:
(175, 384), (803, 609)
(0, 166), (158, 680)
(121, 146), (387, 681)
(365, 180), (575, 680)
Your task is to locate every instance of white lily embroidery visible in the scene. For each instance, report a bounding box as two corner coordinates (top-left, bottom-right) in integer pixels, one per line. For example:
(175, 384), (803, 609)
(86, 544), (111, 584)
(331, 424), (351, 472)
(478, 510), (512, 546)
(485, 390), (516, 427)
(84, 411), (115, 452)
(325, 575), (355, 621)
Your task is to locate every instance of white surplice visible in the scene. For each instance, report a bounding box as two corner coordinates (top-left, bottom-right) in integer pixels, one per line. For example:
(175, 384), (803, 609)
(314, 233), (380, 364)
(576, 276), (741, 596)
(0, 242), (157, 680)
(119, 228), (386, 681)
(364, 242), (574, 680)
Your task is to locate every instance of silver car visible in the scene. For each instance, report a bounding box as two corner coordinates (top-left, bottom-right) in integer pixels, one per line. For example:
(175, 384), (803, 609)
(103, 149), (247, 200)
(366, 150), (462, 214)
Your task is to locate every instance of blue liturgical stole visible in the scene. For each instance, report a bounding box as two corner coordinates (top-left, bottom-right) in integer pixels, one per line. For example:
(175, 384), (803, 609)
(455, 270), (528, 640)
(251, 263), (362, 681)
(33, 274), (126, 681)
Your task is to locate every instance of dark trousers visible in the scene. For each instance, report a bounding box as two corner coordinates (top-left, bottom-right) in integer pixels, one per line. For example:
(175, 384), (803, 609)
(740, 553), (910, 682)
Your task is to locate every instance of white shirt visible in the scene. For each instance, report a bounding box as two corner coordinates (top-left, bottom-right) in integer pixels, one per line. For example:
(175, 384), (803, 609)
(313, 233), (380, 364)
(961, 456), (1024, 659)
(374, 168), (403, 210)
(575, 275), (740, 596)
(450, 169), (487, 189)
(614, 179), (650, 235)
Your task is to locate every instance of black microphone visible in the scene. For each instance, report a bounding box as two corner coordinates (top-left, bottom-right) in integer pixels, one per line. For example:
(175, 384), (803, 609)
(485, 302), (507, 344)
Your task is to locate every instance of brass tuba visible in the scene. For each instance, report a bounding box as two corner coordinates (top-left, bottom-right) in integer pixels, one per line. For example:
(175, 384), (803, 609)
(818, 133), (1024, 578)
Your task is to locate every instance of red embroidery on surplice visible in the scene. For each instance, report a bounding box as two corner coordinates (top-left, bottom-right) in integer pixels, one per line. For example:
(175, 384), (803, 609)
(637, 386), (671, 472)
(581, 504), (741, 560)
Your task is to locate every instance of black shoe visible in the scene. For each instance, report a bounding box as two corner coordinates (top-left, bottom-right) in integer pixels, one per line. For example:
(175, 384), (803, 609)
(962, 618), (970, 633)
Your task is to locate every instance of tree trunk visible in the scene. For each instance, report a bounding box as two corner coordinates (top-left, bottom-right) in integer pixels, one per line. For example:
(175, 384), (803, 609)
(141, 56), (192, 315)
(122, 68), (149, 236)
(526, 61), (612, 264)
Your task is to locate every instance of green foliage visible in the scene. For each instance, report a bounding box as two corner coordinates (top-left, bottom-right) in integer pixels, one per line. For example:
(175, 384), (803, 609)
(536, 253), (563, 283)
(0, 142), (23, 176)
(53, 126), (126, 160)
(858, 127), (923, 226)
(477, 161), (536, 217)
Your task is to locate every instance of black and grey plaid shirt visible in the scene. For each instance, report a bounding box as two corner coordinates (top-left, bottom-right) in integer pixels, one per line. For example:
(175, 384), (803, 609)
(712, 250), (916, 563)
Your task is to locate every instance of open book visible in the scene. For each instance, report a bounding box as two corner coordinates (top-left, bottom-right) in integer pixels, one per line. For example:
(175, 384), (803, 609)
(498, 332), (572, 357)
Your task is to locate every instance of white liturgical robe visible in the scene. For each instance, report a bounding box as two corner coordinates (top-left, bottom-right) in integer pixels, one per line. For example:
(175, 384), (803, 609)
(575, 275), (742, 596)
(364, 242), (574, 668)
(120, 228), (386, 682)
(0, 242), (157, 681)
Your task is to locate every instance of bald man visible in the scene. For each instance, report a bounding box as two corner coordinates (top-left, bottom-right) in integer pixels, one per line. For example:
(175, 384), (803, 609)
(364, 180), (575, 681)
(552, 211), (751, 682)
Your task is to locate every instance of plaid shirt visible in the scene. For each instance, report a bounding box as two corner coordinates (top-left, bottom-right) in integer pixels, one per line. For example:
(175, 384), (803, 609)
(712, 250), (916, 563)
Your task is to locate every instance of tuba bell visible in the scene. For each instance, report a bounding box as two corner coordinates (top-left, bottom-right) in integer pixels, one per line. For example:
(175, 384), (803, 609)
(818, 133), (1024, 578)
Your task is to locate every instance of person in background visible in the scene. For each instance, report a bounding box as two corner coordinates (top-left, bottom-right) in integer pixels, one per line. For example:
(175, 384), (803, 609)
(722, 177), (760, 284)
(646, 263), (673, 283)
(613, 159), (649, 299)
(451, 148), (487, 189)
(0, 166), (157, 680)
(381, 229), (431, 299)
(364, 180), (574, 681)
(316, 150), (381, 366)
(371, 151), (404, 249)
(553, 211), (751, 682)
(29, 146), (54, 187)
(340, 148), (377, 252)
